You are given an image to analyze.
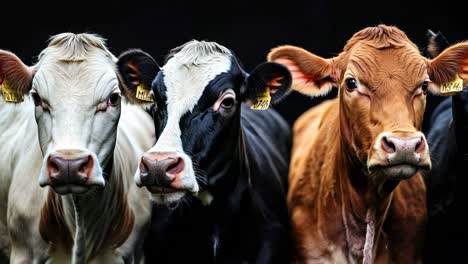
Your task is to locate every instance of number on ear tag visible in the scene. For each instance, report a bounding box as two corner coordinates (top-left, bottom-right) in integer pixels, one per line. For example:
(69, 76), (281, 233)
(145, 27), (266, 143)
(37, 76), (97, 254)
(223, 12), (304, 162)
(1, 79), (23, 103)
(440, 75), (464, 96)
(250, 87), (271, 110)
(136, 84), (154, 102)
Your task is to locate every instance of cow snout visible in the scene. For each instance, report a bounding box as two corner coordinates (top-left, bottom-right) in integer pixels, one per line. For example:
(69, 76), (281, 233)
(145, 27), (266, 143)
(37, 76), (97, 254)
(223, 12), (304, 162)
(380, 135), (425, 156)
(139, 152), (185, 193)
(369, 132), (431, 180)
(42, 149), (102, 194)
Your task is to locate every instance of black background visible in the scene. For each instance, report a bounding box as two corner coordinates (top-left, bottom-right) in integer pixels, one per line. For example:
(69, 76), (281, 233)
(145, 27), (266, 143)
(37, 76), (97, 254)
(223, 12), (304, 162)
(3, 0), (467, 125)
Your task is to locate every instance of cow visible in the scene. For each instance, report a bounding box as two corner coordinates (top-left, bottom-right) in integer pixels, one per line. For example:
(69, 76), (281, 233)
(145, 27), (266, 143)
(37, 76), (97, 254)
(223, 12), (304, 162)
(423, 31), (468, 263)
(116, 40), (292, 263)
(0, 33), (155, 263)
(268, 24), (468, 263)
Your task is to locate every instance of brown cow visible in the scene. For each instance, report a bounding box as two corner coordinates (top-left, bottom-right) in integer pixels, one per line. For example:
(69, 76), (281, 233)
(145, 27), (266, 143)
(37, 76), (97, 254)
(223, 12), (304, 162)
(268, 25), (468, 263)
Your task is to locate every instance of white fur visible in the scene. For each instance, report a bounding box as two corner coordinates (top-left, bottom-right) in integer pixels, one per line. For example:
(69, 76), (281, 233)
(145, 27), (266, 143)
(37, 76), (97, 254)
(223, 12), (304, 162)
(0, 34), (154, 263)
(142, 41), (232, 203)
(33, 46), (118, 187)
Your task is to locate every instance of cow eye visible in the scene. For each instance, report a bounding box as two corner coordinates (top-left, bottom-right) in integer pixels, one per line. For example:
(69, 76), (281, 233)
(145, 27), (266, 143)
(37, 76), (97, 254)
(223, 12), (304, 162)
(421, 81), (428, 94)
(31, 92), (42, 107)
(221, 97), (235, 109)
(108, 93), (121, 107)
(213, 89), (236, 112)
(345, 78), (358, 91)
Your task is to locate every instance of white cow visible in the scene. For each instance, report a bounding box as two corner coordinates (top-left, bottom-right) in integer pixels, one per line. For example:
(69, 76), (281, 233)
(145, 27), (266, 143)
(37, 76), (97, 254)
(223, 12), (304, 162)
(0, 33), (154, 263)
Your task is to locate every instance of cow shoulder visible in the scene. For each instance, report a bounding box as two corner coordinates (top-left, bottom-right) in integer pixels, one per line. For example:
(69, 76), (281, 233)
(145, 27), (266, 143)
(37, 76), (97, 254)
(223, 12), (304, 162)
(240, 105), (291, 197)
(292, 98), (337, 152)
(288, 99), (339, 200)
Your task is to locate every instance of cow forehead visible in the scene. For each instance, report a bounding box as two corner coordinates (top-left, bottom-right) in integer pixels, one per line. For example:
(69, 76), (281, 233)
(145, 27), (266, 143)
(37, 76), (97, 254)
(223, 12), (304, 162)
(161, 48), (232, 114)
(33, 57), (118, 104)
(347, 44), (427, 90)
(31, 33), (118, 104)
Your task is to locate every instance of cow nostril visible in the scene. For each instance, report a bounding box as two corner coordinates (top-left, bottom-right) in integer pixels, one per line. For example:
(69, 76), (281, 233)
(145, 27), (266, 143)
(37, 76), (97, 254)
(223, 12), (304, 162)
(47, 158), (60, 177)
(140, 158), (150, 175)
(79, 156), (90, 173)
(166, 158), (184, 175)
(166, 158), (179, 172)
(76, 155), (93, 176)
(381, 136), (396, 153)
(415, 137), (425, 153)
(49, 159), (60, 174)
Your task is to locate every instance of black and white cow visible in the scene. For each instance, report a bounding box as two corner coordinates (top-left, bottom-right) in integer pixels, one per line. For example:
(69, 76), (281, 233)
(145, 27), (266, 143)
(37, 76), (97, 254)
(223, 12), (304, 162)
(117, 41), (292, 263)
(423, 31), (468, 263)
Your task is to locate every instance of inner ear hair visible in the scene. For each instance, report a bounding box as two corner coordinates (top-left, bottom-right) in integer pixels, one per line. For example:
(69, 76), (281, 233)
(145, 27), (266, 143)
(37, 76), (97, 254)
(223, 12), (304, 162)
(117, 49), (159, 91)
(0, 50), (33, 95)
(125, 61), (144, 87)
(268, 45), (332, 81)
(429, 42), (468, 85)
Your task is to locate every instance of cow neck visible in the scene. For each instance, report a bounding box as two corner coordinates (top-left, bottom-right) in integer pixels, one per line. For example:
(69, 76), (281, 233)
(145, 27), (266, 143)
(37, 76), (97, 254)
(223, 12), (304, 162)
(212, 118), (249, 238)
(39, 152), (134, 261)
(338, 113), (393, 263)
(207, 113), (244, 209)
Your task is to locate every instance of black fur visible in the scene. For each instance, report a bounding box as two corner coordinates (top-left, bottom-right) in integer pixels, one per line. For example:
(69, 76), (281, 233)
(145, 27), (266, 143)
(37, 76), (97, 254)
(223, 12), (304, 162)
(118, 43), (292, 263)
(117, 49), (159, 102)
(423, 32), (468, 263)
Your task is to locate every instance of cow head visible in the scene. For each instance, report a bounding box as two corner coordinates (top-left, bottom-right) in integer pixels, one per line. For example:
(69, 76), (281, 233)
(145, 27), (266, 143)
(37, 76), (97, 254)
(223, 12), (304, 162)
(0, 33), (122, 194)
(117, 41), (291, 204)
(269, 25), (468, 185)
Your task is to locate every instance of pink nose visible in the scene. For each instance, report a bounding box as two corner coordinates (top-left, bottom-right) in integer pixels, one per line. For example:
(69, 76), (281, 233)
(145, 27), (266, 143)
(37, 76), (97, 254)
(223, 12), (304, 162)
(139, 152), (185, 188)
(381, 135), (425, 155)
(46, 150), (94, 186)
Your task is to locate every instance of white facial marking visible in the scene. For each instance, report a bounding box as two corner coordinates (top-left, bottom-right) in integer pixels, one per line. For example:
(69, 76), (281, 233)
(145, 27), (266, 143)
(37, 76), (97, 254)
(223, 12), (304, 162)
(145, 41), (232, 203)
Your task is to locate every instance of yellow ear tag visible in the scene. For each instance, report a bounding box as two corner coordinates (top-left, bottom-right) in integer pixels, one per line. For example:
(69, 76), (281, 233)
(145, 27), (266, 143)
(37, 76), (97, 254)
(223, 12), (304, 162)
(136, 84), (154, 102)
(250, 87), (271, 110)
(1, 79), (23, 103)
(440, 75), (464, 96)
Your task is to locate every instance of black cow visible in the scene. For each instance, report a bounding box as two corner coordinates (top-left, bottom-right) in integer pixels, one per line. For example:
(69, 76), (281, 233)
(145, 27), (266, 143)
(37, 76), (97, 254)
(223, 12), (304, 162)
(423, 31), (468, 263)
(117, 41), (292, 263)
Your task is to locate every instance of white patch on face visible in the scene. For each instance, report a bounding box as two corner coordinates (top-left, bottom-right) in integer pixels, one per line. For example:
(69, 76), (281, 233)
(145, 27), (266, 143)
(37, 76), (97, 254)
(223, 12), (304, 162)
(196, 191), (214, 206)
(150, 192), (186, 204)
(145, 42), (232, 203)
(33, 50), (120, 188)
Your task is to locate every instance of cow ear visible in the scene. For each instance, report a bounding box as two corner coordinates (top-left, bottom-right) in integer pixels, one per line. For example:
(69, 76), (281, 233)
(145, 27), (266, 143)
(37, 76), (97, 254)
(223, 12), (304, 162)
(426, 30), (450, 58)
(117, 49), (160, 104)
(268, 45), (336, 97)
(0, 50), (32, 103)
(243, 62), (292, 106)
(428, 42), (468, 95)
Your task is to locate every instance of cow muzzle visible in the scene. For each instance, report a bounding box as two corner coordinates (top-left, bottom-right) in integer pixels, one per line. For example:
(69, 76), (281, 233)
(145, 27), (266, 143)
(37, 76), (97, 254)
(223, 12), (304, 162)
(139, 152), (186, 194)
(41, 149), (105, 194)
(368, 131), (431, 180)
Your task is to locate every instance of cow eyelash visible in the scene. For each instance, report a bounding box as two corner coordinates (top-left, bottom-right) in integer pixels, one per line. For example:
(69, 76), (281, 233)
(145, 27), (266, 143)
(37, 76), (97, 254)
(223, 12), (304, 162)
(421, 81), (429, 94)
(221, 95), (235, 109)
(344, 77), (358, 91)
(107, 93), (121, 107)
(31, 91), (42, 107)
(96, 92), (121, 112)
(213, 89), (236, 112)
(414, 80), (429, 97)
(30, 91), (50, 111)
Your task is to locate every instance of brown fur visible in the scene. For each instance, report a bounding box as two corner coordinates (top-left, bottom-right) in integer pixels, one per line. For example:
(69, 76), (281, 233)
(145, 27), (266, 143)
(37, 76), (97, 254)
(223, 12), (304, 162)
(428, 42), (468, 85)
(39, 184), (135, 258)
(288, 102), (427, 263)
(106, 189), (135, 250)
(267, 25), (464, 263)
(39, 190), (73, 253)
(0, 51), (32, 96)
